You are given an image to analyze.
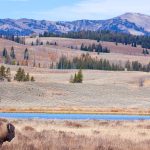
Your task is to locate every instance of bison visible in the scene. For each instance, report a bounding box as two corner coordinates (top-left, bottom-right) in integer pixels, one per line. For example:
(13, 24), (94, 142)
(0, 121), (15, 146)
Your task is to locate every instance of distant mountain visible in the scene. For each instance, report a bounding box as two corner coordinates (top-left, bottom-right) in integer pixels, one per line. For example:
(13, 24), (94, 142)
(0, 13), (150, 36)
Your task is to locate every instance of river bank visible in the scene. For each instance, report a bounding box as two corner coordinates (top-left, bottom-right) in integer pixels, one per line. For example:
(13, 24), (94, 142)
(1, 107), (150, 116)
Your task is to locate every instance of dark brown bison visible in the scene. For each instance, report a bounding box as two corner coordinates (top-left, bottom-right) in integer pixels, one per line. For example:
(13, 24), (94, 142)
(0, 122), (15, 146)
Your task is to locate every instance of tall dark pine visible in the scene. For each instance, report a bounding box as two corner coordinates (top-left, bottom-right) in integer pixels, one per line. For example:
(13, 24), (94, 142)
(24, 48), (29, 60)
(10, 46), (16, 59)
(2, 48), (7, 58)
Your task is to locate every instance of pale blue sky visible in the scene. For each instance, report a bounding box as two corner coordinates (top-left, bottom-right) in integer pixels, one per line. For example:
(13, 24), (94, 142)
(0, 0), (150, 21)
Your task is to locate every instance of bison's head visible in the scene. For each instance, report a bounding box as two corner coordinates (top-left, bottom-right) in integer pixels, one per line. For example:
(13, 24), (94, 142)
(5, 123), (15, 142)
(0, 123), (15, 145)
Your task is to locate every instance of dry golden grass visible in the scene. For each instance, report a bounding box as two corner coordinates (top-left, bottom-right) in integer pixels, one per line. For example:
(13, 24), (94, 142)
(0, 65), (150, 114)
(1, 119), (150, 150)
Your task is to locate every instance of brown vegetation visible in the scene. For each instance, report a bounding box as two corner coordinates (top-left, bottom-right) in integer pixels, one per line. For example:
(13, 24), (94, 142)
(1, 119), (150, 150)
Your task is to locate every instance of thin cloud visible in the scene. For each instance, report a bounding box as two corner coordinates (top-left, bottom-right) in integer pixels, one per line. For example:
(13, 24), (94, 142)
(32, 0), (150, 21)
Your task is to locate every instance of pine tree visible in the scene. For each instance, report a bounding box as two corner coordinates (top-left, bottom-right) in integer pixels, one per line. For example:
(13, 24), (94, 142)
(10, 46), (16, 59)
(0, 65), (6, 78)
(25, 73), (30, 81)
(77, 69), (83, 83)
(31, 41), (34, 46)
(5, 68), (11, 82)
(81, 43), (84, 50)
(14, 68), (26, 81)
(2, 48), (7, 58)
(24, 48), (29, 60)
(31, 76), (35, 82)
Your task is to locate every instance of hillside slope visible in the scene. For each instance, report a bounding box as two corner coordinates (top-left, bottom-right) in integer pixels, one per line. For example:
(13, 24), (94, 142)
(0, 37), (150, 68)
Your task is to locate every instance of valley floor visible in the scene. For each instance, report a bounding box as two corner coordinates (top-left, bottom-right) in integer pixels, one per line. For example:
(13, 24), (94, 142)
(0, 65), (150, 114)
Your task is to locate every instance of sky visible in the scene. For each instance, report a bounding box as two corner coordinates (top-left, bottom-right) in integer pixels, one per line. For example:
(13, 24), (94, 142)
(0, 0), (150, 21)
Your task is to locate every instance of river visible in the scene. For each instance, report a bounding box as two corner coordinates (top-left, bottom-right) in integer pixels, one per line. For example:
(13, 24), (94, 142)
(0, 113), (150, 120)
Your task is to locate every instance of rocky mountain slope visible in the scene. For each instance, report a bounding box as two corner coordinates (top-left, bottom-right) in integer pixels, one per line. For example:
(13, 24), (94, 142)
(0, 13), (150, 36)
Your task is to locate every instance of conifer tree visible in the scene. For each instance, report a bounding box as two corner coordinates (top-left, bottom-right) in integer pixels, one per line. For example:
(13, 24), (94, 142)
(25, 73), (30, 81)
(31, 76), (35, 82)
(2, 48), (7, 58)
(0, 65), (6, 78)
(24, 48), (29, 60)
(77, 69), (83, 83)
(5, 67), (11, 82)
(10, 46), (16, 59)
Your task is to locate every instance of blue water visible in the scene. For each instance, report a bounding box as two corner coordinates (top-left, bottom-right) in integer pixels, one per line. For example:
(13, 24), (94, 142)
(0, 113), (150, 120)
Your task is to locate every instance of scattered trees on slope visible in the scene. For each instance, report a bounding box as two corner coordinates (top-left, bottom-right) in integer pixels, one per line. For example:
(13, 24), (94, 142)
(39, 30), (150, 49)
(80, 43), (110, 53)
(1, 47), (30, 66)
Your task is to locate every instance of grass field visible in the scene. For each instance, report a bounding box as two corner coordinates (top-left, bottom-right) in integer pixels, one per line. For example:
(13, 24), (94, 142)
(0, 64), (150, 114)
(1, 119), (150, 150)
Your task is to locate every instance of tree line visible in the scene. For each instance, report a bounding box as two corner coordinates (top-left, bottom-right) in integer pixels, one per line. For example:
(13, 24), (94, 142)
(57, 53), (150, 72)
(0, 35), (25, 45)
(80, 43), (110, 53)
(39, 30), (150, 49)
(57, 54), (124, 71)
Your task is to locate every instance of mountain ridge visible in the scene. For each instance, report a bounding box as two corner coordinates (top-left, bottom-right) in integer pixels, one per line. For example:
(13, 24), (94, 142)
(0, 13), (150, 36)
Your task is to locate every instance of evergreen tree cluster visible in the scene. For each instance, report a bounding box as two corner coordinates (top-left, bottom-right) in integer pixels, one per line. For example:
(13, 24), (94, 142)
(0, 35), (25, 45)
(70, 69), (83, 83)
(14, 68), (35, 82)
(0, 65), (11, 82)
(31, 39), (57, 46)
(57, 54), (150, 72)
(142, 49), (149, 55)
(39, 30), (150, 49)
(80, 43), (110, 53)
(57, 54), (124, 71)
(0, 66), (35, 82)
(125, 61), (150, 72)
